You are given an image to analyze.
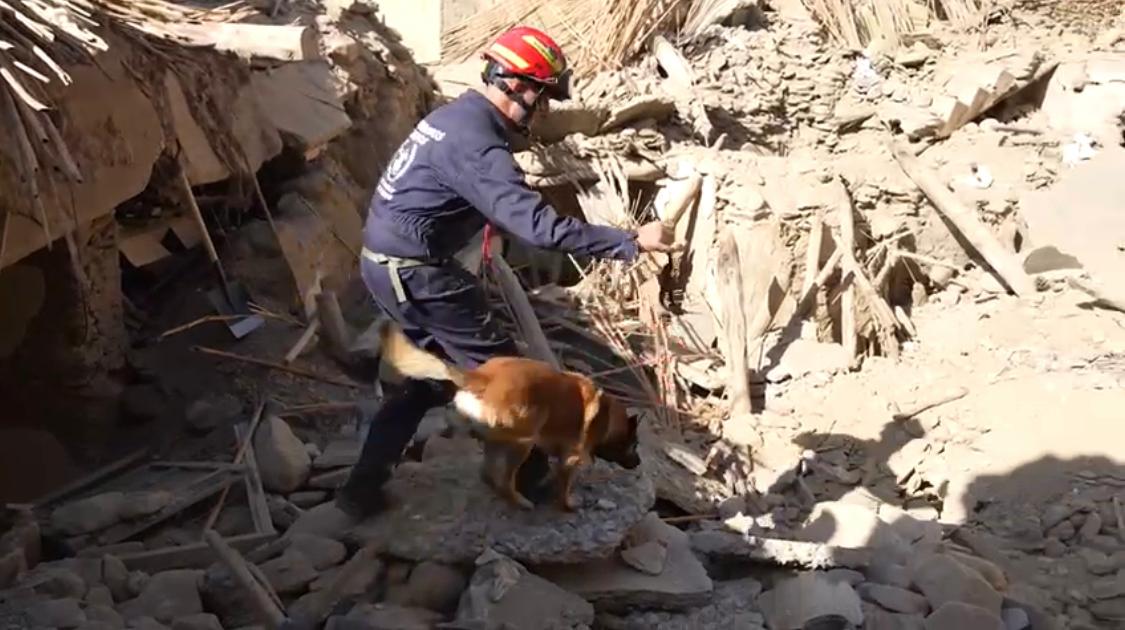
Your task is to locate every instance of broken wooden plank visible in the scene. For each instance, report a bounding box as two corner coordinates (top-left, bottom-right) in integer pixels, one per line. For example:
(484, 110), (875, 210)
(118, 532), (276, 573)
(203, 530), (288, 628)
(235, 422), (276, 535)
(717, 231), (752, 419)
(890, 139), (1037, 296)
(203, 401), (268, 533)
(33, 448), (150, 509)
(837, 180), (858, 369)
(98, 470), (238, 546)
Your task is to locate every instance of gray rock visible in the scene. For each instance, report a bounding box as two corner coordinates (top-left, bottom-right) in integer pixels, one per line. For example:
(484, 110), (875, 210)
(214, 506), (254, 538)
(129, 617), (172, 629)
(119, 492), (174, 520)
(76, 622), (120, 630)
(52, 492), (126, 535)
(924, 602), (1004, 630)
(289, 491), (329, 509)
(596, 578), (765, 630)
(126, 572), (149, 598)
(620, 541), (667, 576)
(184, 394), (242, 434)
(858, 583), (930, 615)
(85, 585), (115, 608)
(26, 565), (86, 598)
(253, 415), (312, 494)
(306, 468), (351, 490)
(28, 598), (86, 628)
(1078, 548), (1116, 575)
(862, 602), (924, 630)
(119, 570), (204, 623)
(287, 503), (354, 541)
(103, 554), (132, 602)
(260, 551), (318, 596)
(326, 603), (442, 630)
(1091, 596), (1125, 621)
(909, 552), (1002, 615)
(825, 570), (865, 587)
(1079, 512), (1104, 541)
(307, 560), (380, 598)
(170, 613), (224, 630)
(455, 550), (594, 630)
(758, 573), (864, 630)
(350, 456), (653, 564)
(312, 438), (362, 470)
(1001, 606), (1031, 630)
(286, 534), (346, 571)
(85, 605), (123, 627)
(200, 565), (257, 629)
(385, 561), (468, 614)
(268, 496), (303, 531)
(537, 512), (712, 613)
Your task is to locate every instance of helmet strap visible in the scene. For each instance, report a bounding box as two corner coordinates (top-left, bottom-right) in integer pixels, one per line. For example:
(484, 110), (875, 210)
(482, 61), (545, 133)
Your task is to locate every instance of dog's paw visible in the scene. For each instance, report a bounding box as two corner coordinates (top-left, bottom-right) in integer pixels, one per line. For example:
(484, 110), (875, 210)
(556, 494), (579, 512)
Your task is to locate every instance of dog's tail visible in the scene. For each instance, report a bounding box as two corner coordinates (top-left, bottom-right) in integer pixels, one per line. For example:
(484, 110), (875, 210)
(378, 320), (467, 388)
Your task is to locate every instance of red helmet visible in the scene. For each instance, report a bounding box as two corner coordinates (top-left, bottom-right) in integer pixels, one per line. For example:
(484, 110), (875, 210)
(481, 26), (572, 100)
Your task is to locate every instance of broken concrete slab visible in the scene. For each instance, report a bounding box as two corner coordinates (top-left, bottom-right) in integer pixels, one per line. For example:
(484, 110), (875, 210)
(350, 454), (653, 564)
(455, 550), (594, 630)
(924, 602), (1005, 630)
(596, 578), (766, 630)
(758, 573), (864, 630)
(536, 512), (712, 613)
(171, 613), (224, 630)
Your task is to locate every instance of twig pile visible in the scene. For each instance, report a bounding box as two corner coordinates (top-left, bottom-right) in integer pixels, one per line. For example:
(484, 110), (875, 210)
(441, 0), (693, 78)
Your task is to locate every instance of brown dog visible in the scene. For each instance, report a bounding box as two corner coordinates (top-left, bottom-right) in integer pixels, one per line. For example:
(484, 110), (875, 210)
(378, 321), (640, 511)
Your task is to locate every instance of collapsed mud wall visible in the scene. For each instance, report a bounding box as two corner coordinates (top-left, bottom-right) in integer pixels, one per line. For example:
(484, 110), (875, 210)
(0, 5), (438, 488)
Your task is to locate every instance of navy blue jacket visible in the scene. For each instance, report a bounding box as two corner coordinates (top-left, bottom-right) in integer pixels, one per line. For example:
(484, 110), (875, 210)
(362, 90), (639, 263)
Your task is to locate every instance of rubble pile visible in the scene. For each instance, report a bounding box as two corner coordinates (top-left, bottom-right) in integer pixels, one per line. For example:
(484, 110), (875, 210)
(1, 0), (1125, 628)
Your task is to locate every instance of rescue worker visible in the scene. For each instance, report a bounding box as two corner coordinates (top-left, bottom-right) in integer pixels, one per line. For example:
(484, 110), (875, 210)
(335, 26), (678, 520)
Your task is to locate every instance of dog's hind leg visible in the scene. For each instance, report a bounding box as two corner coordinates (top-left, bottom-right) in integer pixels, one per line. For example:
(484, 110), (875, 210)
(499, 441), (535, 510)
(553, 453), (584, 512)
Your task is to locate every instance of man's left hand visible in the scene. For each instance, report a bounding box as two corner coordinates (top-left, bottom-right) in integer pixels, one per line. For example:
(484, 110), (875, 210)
(635, 220), (682, 253)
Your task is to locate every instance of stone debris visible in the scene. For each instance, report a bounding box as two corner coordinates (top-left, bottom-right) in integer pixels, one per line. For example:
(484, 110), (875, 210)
(596, 578), (766, 630)
(27, 597), (87, 628)
(536, 512), (713, 613)
(924, 601), (1005, 630)
(349, 454), (654, 564)
(454, 550), (595, 630)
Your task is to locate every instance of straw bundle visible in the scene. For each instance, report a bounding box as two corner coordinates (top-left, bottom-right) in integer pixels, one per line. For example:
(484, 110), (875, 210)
(801, 0), (976, 49)
(442, 0), (693, 78)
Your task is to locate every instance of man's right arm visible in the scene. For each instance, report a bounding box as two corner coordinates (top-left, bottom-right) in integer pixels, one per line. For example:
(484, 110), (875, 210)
(448, 143), (640, 262)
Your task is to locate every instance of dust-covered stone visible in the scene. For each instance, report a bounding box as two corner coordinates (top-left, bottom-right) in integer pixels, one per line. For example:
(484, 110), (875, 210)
(537, 512), (712, 613)
(253, 415), (312, 494)
(119, 570), (203, 623)
(52, 493), (126, 536)
(596, 578), (765, 630)
(924, 602), (1004, 630)
(455, 550), (594, 630)
(758, 572), (864, 630)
